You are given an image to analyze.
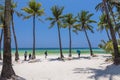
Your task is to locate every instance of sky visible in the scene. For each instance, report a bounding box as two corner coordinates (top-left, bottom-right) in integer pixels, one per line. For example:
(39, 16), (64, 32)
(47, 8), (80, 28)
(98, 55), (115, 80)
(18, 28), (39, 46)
(1, 0), (112, 48)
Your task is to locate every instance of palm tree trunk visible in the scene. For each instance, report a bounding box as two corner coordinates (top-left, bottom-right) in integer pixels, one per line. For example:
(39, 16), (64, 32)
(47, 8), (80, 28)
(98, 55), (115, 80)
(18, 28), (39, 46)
(0, 0), (16, 79)
(84, 28), (93, 56)
(107, 2), (117, 27)
(57, 23), (64, 58)
(103, 0), (120, 65)
(118, 31), (120, 39)
(107, 1), (120, 39)
(32, 15), (36, 59)
(0, 29), (3, 60)
(11, 11), (19, 61)
(69, 26), (72, 57)
(105, 29), (111, 40)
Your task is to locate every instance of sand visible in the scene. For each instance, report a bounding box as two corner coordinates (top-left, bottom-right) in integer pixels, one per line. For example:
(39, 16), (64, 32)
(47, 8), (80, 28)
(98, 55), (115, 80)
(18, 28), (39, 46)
(0, 54), (120, 80)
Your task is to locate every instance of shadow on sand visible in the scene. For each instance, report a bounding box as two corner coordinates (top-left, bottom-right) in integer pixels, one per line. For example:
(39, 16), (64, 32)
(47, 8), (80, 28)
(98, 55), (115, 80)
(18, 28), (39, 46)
(0, 75), (26, 80)
(102, 55), (112, 58)
(73, 64), (120, 80)
(48, 58), (65, 62)
(48, 56), (91, 62)
(73, 56), (91, 60)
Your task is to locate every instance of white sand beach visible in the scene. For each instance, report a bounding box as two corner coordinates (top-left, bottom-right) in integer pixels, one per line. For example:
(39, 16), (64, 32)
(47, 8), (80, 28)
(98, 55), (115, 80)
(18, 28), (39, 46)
(0, 54), (120, 80)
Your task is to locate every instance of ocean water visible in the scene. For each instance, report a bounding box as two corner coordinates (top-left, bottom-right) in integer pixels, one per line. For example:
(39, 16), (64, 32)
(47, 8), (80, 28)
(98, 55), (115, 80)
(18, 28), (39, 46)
(10, 48), (107, 56)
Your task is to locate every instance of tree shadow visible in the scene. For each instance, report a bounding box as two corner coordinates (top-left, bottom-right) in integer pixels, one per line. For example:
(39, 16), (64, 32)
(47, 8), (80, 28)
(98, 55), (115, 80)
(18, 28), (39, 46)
(78, 56), (91, 60)
(14, 75), (26, 80)
(102, 55), (112, 58)
(0, 75), (26, 80)
(48, 58), (59, 61)
(73, 68), (92, 74)
(73, 64), (120, 80)
(48, 56), (91, 62)
(48, 58), (65, 62)
(71, 56), (90, 61)
(89, 64), (120, 80)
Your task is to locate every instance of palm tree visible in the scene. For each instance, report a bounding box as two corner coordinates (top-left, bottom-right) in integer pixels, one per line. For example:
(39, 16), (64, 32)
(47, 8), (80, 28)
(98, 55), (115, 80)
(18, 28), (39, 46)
(95, 0), (119, 38)
(76, 11), (96, 56)
(103, 0), (120, 65)
(114, 2), (120, 38)
(0, 0), (16, 79)
(46, 5), (64, 59)
(11, 2), (22, 61)
(22, 0), (44, 59)
(0, 1), (21, 61)
(98, 14), (111, 40)
(62, 13), (76, 57)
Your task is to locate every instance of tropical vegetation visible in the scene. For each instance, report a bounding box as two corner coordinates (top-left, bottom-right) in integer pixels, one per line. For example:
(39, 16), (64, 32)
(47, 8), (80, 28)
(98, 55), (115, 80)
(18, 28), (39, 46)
(22, 0), (44, 59)
(102, 0), (120, 64)
(74, 11), (96, 56)
(0, 1), (21, 61)
(46, 5), (64, 59)
(62, 13), (76, 57)
(0, 0), (16, 79)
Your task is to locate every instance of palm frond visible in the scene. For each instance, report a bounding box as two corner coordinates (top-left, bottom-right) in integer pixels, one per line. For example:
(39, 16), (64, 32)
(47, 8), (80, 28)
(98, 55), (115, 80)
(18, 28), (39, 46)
(87, 13), (94, 20)
(46, 17), (55, 21)
(14, 10), (23, 17)
(11, 1), (17, 8)
(62, 24), (68, 28)
(62, 13), (76, 28)
(23, 15), (32, 20)
(38, 18), (44, 23)
(37, 9), (44, 16)
(87, 20), (96, 23)
(29, 0), (36, 10)
(77, 10), (95, 32)
(86, 24), (94, 33)
(49, 21), (56, 29)
(73, 24), (81, 31)
(95, 2), (104, 12)
(51, 5), (64, 20)
(72, 29), (78, 35)
(22, 7), (34, 14)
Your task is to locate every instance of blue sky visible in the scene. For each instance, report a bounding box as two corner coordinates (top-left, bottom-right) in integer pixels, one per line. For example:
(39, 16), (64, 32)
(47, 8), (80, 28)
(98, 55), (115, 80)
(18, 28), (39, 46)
(8, 0), (111, 48)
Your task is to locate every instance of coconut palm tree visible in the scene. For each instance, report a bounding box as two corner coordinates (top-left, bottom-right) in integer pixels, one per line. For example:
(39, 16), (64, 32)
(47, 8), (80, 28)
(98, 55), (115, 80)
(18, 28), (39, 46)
(46, 5), (64, 59)
(11, 2), (22, 61)
(0, 0), (16, 79)
(98, 14), (111, 40)
(95, 0), (119, 38)
(22, 0), (44, 59)
(103, 0), (120, 65)
(113, 2), (120, 38)
(0, 1), (22, 61)
(76, 11), (96, 56)
(62, 13), (76, 57)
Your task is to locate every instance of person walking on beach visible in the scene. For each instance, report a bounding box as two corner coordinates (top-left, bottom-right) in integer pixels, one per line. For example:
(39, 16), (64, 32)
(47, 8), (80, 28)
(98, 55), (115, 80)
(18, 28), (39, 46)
(24, 51), (27, 61)
(44, 50), (47, 59)
(77, 50), (81, 58)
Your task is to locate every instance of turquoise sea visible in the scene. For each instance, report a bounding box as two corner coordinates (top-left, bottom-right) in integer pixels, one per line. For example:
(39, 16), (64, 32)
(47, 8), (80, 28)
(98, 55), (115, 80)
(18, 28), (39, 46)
(10, 48), (107, 56)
